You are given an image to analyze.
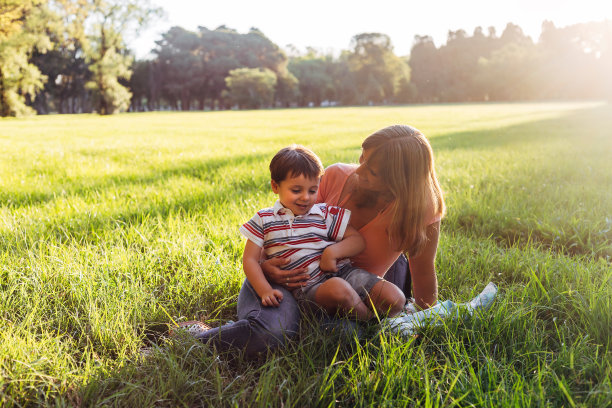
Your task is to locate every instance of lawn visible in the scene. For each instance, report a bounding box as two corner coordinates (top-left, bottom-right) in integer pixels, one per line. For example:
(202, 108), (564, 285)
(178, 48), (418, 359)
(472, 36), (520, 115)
(0, 102), (611, 406)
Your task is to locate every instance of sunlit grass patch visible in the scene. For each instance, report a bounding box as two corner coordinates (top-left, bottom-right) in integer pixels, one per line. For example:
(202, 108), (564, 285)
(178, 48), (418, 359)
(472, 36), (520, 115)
(0, 102), (610, 406)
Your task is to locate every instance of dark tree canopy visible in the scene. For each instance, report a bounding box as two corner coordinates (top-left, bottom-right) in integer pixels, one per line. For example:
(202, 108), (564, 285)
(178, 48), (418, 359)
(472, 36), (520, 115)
(9, 14), (612, 115)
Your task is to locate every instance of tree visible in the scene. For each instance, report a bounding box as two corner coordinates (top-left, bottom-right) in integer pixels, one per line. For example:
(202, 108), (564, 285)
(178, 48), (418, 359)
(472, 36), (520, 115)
(128, 59), (151, 111)
(31, 45), (92, 113)
(347, 33), (409, 104)
(150, 25), (292, 110)
(435, 28), (499, 101)
(409, 35), (443, 102)
(394, 58), (417, 103)
(225, 67), (277, 109)
(0, 0), (51, 116)
(330, 53), (358, 105)
(31, 0), (92, 114)
(274, 71), (298, 107)
(537, 20), (611, 99)
(477, 42), (539, 100)
(152, 26), (202, 110)
(288, 53), (334, 106)
(83, 0), (161, 114)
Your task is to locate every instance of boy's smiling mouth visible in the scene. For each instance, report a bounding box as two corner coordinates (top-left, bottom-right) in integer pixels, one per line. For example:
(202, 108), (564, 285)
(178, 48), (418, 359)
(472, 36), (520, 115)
(295, 203), (310, 212)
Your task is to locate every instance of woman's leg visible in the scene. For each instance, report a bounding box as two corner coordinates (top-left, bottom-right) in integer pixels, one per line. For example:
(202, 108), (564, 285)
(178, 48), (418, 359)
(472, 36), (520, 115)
(194, 279), (300, 358)
(384, 254), (412, 299)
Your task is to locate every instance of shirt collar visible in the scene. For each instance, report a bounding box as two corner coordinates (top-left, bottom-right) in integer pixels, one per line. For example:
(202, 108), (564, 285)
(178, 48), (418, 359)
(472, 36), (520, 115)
(273, 200), (325, 217)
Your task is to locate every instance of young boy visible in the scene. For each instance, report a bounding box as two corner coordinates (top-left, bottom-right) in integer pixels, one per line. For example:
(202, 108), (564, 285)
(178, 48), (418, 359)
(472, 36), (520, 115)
(239, 145), (405, 320)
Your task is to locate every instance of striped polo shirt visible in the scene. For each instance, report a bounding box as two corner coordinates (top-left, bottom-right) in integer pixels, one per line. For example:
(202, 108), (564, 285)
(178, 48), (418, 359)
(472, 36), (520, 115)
(239, 200), (351, 288)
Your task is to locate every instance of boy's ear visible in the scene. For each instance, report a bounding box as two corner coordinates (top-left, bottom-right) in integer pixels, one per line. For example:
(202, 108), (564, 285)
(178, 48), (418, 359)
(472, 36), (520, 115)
(271, 179), (279, 194)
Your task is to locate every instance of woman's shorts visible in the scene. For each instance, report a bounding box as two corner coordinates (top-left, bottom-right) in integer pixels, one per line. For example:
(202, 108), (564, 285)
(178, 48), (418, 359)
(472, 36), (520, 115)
(294, 264), (382, 307)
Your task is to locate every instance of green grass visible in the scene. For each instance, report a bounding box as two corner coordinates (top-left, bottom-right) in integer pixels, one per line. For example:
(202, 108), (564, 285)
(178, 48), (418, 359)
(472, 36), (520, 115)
(0, 102), (611, 407)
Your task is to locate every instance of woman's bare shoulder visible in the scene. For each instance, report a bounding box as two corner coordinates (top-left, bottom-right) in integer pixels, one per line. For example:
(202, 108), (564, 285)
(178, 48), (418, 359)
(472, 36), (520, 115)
(325, 163), (357, 176)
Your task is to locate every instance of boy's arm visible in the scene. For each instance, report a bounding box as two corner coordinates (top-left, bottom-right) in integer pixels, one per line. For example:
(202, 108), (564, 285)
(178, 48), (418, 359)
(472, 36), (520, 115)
(243, 240), (284, 306)
(320, 225), (365, 272)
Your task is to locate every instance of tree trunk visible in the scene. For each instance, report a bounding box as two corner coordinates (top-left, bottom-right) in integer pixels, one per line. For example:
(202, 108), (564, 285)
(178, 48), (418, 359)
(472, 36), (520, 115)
(97, 26), (109, 115)
(0, 68), (10, 117)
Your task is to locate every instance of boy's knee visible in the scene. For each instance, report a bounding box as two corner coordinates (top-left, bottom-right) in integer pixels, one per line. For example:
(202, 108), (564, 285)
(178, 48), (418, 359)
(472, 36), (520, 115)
(388, 291), (406, 316)
(327, 279), (355, 306)
(373, 281), (405, 316)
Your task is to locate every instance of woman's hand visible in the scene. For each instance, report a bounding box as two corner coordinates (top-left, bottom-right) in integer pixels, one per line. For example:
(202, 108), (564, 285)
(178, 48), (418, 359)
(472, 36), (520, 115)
(261, 257), (309, 289)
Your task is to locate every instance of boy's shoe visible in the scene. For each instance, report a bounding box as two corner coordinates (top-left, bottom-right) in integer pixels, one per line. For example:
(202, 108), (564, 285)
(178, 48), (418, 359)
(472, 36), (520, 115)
(139, 346), (155, 358)
(170, 320), (212, 337)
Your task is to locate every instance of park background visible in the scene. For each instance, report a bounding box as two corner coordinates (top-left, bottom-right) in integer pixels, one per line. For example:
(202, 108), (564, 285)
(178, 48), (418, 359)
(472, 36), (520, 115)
(1, 0), (612, 116)
(1, 1), (611, 407)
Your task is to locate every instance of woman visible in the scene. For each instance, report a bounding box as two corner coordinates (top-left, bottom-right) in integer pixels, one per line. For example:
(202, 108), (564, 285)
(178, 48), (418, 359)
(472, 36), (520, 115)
(190, 124), (445, 357)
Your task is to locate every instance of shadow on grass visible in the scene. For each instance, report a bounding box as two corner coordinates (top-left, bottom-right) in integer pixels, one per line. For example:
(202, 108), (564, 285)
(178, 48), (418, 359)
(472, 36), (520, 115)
(73, 311), (370, 407)
(433, 104), (612, 258)
(7, 103), (611, 258)
(430, 103), (612, 152)
(0, 151), (271, 208)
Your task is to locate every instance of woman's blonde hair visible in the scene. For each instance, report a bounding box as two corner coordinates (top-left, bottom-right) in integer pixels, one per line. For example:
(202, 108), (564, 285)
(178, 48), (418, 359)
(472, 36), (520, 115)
(362, 125), (445, 256)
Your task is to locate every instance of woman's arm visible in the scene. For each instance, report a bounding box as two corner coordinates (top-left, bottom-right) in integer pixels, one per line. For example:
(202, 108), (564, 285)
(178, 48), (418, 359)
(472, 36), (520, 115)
(260, 258), (310, 289)
(408, 221), (440, 309)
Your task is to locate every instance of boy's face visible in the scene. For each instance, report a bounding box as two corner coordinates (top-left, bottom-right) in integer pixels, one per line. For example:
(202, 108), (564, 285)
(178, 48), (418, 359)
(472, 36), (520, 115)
(271, 173), (320, 216)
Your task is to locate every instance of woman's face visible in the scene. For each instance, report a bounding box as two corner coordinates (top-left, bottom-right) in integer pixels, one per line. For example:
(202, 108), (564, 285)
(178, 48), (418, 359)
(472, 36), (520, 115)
(355, 149), (388, 193)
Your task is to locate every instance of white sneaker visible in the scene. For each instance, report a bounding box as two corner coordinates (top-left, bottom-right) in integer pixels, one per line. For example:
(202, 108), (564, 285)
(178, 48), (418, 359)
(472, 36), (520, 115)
(170, 320), (211, 337)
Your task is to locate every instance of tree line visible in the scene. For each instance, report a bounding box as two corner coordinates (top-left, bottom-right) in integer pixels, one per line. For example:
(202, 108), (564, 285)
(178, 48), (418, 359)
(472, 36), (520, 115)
(1, 0), (611, 116)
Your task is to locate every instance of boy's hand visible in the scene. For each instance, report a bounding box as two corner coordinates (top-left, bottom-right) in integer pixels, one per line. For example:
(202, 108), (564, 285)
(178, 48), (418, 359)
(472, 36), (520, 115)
(320, 247), (338, 273)
(260, 289), (284, 307)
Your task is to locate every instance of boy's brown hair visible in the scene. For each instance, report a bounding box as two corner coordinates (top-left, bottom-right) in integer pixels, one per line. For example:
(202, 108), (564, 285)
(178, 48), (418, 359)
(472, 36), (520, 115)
(269, 145), (324, 183)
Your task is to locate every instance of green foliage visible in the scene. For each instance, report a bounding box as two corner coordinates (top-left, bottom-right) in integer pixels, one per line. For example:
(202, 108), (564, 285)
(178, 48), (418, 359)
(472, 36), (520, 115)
(0, 0), (51, 117)
(274, 70), (299, 107)
(128, 59), (153, 111)
(225, 67), (277, 109)
(288, 53), (336, 106)
(0, 103), (611, 405)
(150, 26), (290, 111)
(17, 15), (612, 114)
(83, 0), (161, 115)
(86, 46), (133, 113)
(30, 0), (92, 114)
(347, 33), (410, 104)
(410, 22), (612, 103)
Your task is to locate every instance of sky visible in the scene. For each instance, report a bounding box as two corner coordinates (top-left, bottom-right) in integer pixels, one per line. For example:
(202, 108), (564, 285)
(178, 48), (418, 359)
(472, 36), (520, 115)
(129, 0), (612, 59)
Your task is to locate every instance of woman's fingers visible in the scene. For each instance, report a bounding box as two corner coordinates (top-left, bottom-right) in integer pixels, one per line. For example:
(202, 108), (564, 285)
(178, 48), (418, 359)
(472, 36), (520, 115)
(283, 268), (309, 288)
(261, 257), (292, 282)
(262, 256), (310, 286)
(268, 257), (291, 267)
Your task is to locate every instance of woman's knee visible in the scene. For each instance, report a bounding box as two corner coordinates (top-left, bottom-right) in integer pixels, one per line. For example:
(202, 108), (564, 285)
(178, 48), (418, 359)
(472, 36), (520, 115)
(245, 314), (298, 353)
(243, 298), (301, 353)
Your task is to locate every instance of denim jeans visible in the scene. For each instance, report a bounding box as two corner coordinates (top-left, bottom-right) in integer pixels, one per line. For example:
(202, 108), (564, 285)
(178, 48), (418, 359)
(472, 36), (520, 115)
(195, 255), (410, 357)
(194, 279), (301, 358)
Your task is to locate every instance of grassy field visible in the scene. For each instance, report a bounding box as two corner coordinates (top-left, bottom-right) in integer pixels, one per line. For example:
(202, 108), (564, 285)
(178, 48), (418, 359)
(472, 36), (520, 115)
(0, 102), (611, 407)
